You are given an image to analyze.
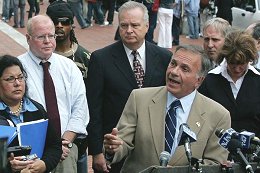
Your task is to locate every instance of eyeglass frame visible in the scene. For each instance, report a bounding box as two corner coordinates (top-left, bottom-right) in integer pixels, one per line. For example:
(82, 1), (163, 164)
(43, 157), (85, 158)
(29, 33), (57, 41)
(2, 75), (26, 83)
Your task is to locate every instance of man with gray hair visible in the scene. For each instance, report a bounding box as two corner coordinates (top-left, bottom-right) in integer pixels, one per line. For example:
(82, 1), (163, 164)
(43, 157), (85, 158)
(104, 45), (230, 173)
(203, 17), (231, 64)
(246, 22), (260, 70)
(86, 1), (172, 172)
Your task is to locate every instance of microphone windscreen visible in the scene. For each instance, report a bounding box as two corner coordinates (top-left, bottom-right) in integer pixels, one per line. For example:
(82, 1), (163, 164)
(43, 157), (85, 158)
(218, 128), (237, 149)
(227, 138), (242, 153)
(177, 123), (196, 146)
(239, 131), (255, 149)
(159, 151), (171, 166)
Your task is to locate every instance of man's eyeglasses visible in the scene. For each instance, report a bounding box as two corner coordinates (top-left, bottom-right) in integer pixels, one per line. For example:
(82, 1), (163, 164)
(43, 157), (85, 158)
(53, 17), (71, 26)
(2, 76), (25, 83)
(30, 34), (57, 41)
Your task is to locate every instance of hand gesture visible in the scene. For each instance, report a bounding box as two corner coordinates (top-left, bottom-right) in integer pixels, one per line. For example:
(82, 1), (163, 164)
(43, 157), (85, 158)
(104, 128), (123, 154)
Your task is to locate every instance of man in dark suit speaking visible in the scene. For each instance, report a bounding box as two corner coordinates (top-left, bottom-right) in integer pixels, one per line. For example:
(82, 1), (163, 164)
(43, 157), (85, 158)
(86, 1), (172, 172)
(104, 45), (231, 173)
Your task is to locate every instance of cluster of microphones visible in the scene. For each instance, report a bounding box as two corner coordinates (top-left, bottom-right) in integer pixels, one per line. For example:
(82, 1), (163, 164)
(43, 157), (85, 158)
(159, 125), (260, 173)
(216, 128), (260, 173)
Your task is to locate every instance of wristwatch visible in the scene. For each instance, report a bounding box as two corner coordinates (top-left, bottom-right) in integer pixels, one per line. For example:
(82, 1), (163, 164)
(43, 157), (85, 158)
(67, 142), (73, 148)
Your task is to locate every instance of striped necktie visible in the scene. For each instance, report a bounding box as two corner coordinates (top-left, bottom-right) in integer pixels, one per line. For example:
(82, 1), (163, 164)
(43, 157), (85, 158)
(165, 100), (181, 153)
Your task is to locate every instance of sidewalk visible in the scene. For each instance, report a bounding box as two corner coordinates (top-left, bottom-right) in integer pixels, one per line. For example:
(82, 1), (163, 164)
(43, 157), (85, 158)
(0, 0), (203, 56)
(0, 21), (27, 56)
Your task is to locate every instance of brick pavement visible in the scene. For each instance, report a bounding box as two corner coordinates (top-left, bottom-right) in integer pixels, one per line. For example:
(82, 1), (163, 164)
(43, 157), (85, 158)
(0, 0), (203, 55)
(0, 1), (203, 172)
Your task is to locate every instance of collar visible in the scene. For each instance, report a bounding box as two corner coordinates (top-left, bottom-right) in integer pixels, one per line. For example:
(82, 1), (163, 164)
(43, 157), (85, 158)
(0, 97), (38, 113)
(123, 41), (146, 60)
(209, 59), (260, 76)
(166, 90), (197, 114)
(28, 51), (56, 69)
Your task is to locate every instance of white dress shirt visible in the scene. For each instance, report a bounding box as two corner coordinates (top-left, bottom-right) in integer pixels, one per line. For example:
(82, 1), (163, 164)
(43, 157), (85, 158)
(123, 42), (146, 72)
(18, 51), (89, 136)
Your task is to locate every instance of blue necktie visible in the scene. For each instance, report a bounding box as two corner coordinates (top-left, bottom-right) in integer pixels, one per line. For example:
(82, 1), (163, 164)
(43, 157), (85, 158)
(165, 100), (181, 153)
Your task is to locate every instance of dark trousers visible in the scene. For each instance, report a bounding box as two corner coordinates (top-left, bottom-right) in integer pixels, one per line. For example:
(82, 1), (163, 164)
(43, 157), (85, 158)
(87, 1), (104, 24)
(94, 159), (125, 173)
(102, 0), (116, 24)
(115, 0), (127, 11)
(143, 2), (158, 43)
(172, 15), (181, 44)
(27, 0), (39, 19)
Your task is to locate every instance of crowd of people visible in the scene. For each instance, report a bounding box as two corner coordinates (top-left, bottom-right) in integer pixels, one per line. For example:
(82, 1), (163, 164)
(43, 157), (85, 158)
(0, 0), (128, 29)
(1, 0), (260, 173)
(0, 0), (227, 47)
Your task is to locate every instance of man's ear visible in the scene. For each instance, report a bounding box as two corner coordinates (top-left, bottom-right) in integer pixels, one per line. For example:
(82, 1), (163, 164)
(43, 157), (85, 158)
(195, 76), (205, 89)
(256, 39), (260, 51)
(26, 34), (30, 43)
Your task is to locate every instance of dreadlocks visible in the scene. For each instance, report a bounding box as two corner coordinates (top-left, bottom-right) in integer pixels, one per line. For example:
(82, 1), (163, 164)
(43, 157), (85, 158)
(70, 28), (78, 48)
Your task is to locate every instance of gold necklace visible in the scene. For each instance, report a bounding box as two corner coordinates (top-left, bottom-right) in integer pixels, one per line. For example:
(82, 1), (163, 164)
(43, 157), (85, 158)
(10, 100), (23, 115)
(63, 48), (73, 54)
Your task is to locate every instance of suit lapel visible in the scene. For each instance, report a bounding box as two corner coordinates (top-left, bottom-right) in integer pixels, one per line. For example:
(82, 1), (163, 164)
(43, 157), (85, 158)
(112, 41), (138, 88)
(143, 42), (160, 87)
(170, 92), (206, 165)
(112, 41), (161, 88)
(149, 87), (168, 158)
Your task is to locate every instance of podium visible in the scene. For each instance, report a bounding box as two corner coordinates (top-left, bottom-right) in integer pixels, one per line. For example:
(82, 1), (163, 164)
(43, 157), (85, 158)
(139, 163), (260, 173)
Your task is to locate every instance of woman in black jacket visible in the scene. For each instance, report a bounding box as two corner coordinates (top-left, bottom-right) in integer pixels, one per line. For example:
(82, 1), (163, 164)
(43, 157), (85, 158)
(0, 55), (62, 173)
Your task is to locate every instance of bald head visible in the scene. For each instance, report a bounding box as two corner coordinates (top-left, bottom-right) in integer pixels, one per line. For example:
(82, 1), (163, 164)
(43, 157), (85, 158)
(27, 15), (55, 36)
(26, 15), (56, 60)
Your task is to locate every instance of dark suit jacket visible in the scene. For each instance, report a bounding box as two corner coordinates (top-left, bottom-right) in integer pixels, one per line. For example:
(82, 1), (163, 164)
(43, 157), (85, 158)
(111, 87), (230, 173)
(198, 71), (260, 136)
(0, 98), (62, 173)
(86, 40), (172, 155)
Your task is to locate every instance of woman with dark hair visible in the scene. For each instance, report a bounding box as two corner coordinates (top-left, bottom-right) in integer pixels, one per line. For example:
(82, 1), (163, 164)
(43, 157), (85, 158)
(199, 30), (260, 136)
(0, 55), (62, 173)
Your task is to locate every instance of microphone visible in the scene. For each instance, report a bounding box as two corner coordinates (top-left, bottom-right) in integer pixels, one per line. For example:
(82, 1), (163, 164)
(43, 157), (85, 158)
(239, 131), (260, 148)
(215, 128), (237, 149)
(238, 131), (256, 149)
(177, 123), (197, 163)
(159, 151), (171, 167)
(227, 138), (254, 173)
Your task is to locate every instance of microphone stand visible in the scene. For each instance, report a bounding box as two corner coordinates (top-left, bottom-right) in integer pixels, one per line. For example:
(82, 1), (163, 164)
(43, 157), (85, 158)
(184, 138), (192, 164)
(250, 145), (260, 162)
(235, 148), (254, 173)
(190, 157), (203, 173)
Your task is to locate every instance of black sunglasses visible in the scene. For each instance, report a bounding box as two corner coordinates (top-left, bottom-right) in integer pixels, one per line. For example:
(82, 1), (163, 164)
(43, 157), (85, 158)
(53, 18), (71, 26)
